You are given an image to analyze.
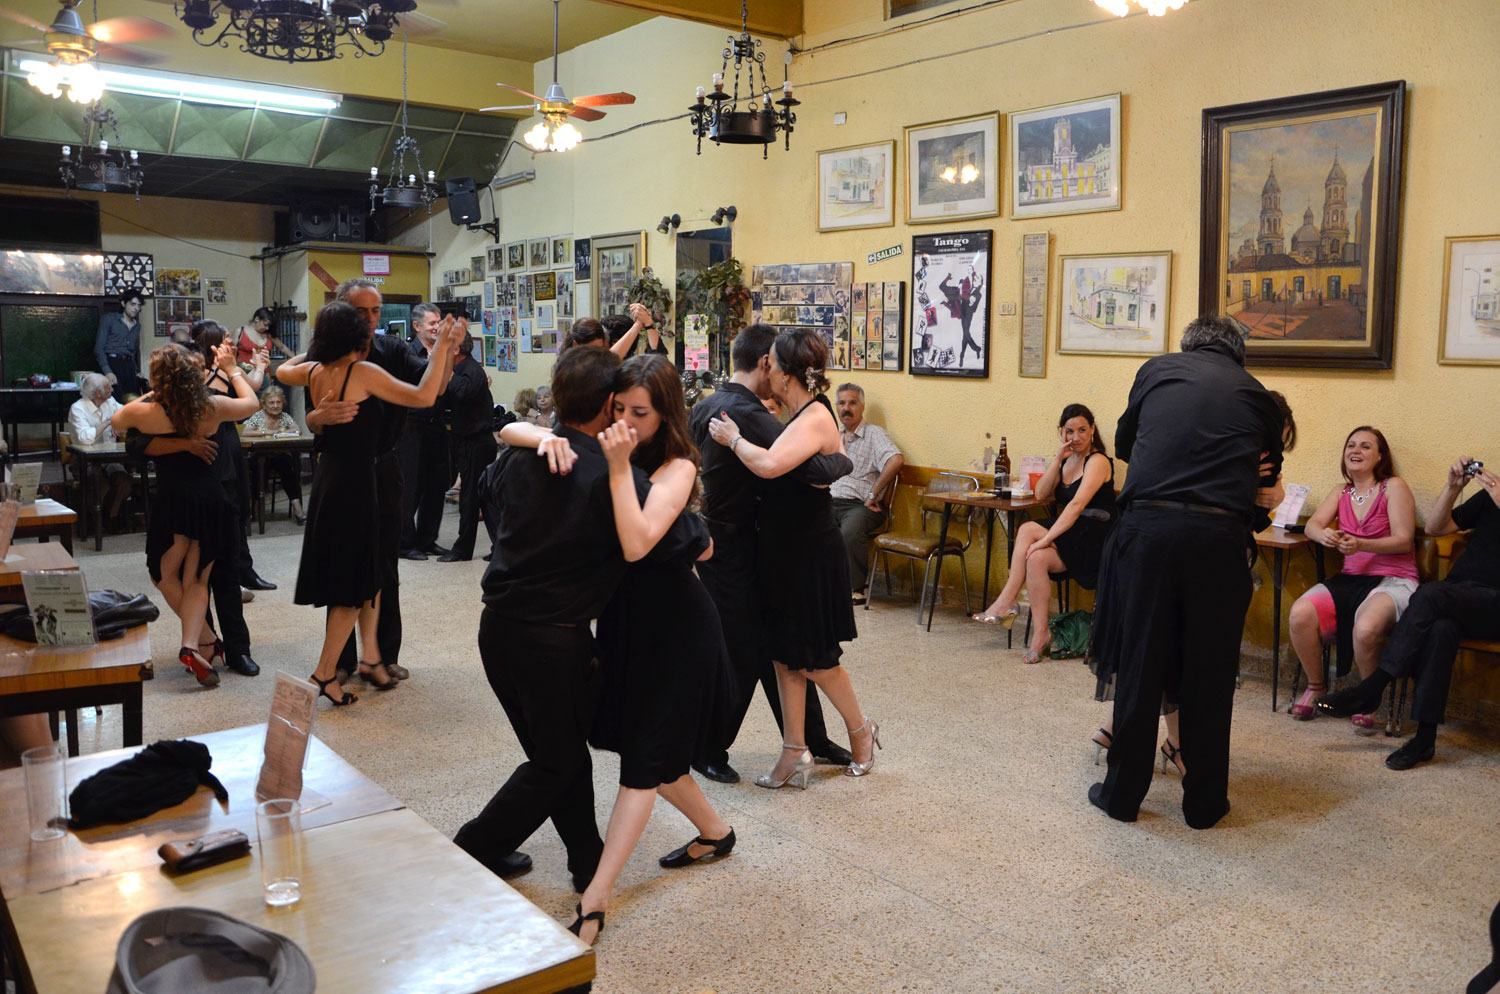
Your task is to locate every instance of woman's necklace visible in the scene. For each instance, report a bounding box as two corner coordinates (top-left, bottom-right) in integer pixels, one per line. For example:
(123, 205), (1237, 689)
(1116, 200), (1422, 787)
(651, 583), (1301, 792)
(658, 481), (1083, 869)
(1347, 483), (1379, 506)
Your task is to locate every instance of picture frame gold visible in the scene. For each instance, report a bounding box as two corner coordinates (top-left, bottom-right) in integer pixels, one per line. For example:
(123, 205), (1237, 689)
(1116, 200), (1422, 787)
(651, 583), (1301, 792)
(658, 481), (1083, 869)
(903, 111), (1001, 225)
(591, 231), (646, 320)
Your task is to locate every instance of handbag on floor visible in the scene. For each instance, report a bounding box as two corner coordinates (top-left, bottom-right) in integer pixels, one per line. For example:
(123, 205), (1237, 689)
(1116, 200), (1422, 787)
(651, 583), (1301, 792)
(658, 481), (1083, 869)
(1048, 610), (1092, 660)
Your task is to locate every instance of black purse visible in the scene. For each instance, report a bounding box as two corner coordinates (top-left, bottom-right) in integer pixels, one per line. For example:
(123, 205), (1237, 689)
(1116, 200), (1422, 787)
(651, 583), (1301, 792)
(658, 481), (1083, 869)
(0, 589), (160, 643)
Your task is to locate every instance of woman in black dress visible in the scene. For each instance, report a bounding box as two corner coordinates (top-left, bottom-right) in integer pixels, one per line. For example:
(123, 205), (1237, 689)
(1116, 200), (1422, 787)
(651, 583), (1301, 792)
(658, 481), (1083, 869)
(111, 342), (260, 686)
(502, 354), (735, 946)
(973, 404), (1117, 664)
(707, 328), (881, 786)
(275, 302), (459, 707)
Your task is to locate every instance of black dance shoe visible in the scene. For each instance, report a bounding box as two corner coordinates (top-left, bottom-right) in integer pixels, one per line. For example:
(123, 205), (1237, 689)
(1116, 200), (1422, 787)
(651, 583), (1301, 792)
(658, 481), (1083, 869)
(1087, 782), (1138, 822)
(423, 543), (451, 556)
(812, 742), (853, 766)
(1385, 738), (1435, 771)
(1314, 684), (1381, 718)
(659, 828), (736, 868)
(437, 551), (471, 563)
(399, 548), (428, 561)
(692, 761), (740, 784)
(225, 654), (260, 677)
(1184, 798), (1231, 830)
(240, 572), (277, 591)
(491, 850), (533, 878)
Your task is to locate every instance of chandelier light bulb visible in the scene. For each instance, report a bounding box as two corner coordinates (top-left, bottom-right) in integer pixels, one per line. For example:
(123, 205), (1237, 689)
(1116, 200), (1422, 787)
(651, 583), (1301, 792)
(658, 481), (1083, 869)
(370, 166), (379, 179)
(99, 140), (109, 152)
(27, 61), (64, 98)
(130, 150), (138, 161)
(68, 63), (104, 103)
(1093, 0), (1131, 14)
(696, 86), (706, 100)
(62, 145), (72, 157)
(524, 121), (551, 151)
(550, 122), (582, 152)
(426, 170), (435, 182)
(1093, 0), (1187, 14)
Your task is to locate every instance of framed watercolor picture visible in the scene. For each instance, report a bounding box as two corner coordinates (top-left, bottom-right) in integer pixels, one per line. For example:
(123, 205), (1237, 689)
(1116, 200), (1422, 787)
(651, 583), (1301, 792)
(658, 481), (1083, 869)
(506, 241), (526, 273)
(1009, 93), (1121, 220)
(592, 231), (646, 319)
(527, 238), (550, 271)
(909, 230), (992, 377)
(1056, 251), (1172, 357)
(817, 140), (895, 232)
(1200, 81), (1407, 369)
(904, 112), (1000, 224)
(1438, 235), (1500, 366)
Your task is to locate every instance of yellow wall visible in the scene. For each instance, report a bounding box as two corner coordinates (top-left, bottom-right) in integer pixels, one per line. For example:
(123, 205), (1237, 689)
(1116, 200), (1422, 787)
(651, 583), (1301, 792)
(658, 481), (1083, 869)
(422, 0), (1500, 518)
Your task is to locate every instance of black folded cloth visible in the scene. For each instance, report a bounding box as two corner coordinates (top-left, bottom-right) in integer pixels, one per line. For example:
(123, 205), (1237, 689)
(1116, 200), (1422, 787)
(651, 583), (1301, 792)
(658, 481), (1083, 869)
(69, 740), (227, 830)
(0, 590), (160, 643)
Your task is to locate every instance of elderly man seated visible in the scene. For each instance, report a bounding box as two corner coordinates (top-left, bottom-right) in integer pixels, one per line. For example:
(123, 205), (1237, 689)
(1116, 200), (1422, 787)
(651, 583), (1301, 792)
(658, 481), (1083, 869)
(67, 372), (133, 529)
(830, 382), (904, 604)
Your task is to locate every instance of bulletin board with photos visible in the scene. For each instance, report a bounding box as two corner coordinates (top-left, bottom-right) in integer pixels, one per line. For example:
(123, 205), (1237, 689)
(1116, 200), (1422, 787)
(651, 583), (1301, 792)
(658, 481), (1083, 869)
(752, 262), (893, 372)
(846, 282), (906, 372)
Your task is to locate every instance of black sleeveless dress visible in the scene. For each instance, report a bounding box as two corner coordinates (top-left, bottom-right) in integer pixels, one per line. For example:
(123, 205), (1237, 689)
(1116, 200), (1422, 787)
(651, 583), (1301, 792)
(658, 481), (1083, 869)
(1040, 453), (1118, 589)
(756, 395), (858, 671)
(591, 497), (730, 790)
(144, 432), (237, 583)
(294, 364), (382, 608)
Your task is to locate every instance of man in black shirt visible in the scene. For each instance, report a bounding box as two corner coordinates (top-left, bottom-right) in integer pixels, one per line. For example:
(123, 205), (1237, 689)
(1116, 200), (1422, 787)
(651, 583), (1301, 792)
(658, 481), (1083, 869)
(455, 346), (655, 886)
(398, 303), (452, 560)
(437, 333), (496, 562)
(687, 324), (855, 783)
(94, 290), (143, 402)
(1089, 315), (1283, 829)
(1317, 457), (1500, 769)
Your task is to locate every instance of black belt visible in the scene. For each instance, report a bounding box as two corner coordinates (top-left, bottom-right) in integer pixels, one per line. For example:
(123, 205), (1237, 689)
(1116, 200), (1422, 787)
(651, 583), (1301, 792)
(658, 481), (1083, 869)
(704, 517), (751, 538)
(106, 353), (134, 359)
(1131, 499), (1241, 520)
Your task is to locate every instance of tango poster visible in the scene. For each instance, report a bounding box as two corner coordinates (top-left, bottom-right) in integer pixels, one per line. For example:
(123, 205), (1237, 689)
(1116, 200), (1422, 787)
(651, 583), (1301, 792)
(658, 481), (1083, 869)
(910, 230), (992, 378)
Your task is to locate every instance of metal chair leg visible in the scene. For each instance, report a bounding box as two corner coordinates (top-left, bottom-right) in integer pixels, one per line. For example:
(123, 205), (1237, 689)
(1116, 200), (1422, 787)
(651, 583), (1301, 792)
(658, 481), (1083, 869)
(863, 550), (877, 610)
(959, 552), (971, 617)
(907, 558), (917, 601)
(916, 557), (935, 623)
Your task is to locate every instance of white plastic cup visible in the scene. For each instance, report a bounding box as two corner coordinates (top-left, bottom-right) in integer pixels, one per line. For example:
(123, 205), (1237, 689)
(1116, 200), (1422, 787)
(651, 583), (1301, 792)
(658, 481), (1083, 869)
(255, 798), (302, 907)
(22, 745), (67, 842)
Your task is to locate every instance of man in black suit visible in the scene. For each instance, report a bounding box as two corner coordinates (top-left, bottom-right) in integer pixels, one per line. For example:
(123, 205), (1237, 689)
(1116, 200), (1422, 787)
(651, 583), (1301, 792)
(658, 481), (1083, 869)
(437, 333), (497, 562)
(687, 323), (855, 783)
(398, 302), (452, 560)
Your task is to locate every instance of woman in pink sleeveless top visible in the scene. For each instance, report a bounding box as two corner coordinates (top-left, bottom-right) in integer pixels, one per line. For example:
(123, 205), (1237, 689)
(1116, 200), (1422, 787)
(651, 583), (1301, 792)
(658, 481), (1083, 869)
(1287, 426), (1417, 729)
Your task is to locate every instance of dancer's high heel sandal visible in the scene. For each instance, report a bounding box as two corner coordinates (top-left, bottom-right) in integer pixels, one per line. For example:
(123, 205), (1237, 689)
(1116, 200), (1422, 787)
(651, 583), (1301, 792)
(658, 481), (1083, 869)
(844, 718), (883, 777)
(1289, 682), (1325, 720)
(310, 674), (357, 707)
(179, 647), (219, 688)
(357, 660), (398, 691)
(1091, 728), (1113, 766)
(755, 744), (814, 790)
(659, 828), (736, 868)
(1159, 738), (1185, 775)
(198, 637), (225, 668)
(972, 605), (1019, 629)
(566, 903), (605, 946)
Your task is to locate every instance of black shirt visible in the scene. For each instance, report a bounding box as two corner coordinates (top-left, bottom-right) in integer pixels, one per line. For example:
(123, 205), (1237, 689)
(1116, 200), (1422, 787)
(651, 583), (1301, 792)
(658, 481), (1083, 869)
(1115, 342), (1284, 522)
(687, 382), (852, 528)
(405, 339), (443, 424)
(444, 358), (491, 436)
(367, 334), (427, 453)
(94, 312), (139, 370)
(1448, 492), (1500, 587)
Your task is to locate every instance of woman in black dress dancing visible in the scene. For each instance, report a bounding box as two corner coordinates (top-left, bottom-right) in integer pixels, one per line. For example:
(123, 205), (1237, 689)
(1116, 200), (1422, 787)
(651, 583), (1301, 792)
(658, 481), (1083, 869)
(502, 354), (735, 945)
(973, 404), (1117, 664)
(276, 302), (459, 707)
(707, 328), (881, 785)
(111, 342), (260, 685)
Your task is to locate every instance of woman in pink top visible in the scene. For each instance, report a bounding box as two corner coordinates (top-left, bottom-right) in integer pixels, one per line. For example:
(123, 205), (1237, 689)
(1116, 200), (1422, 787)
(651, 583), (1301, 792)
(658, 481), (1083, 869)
(1287, 426), (1417, 729)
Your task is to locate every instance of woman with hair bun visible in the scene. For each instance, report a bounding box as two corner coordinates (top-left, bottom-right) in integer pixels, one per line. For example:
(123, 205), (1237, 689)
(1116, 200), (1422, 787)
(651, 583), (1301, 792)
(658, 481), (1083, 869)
(708, 328), (882, 785)
(111, 342), (260, 686)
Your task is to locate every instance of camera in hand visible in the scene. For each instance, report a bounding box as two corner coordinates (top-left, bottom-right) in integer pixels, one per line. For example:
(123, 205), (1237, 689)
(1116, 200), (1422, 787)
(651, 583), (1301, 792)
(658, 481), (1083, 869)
(1464, 460), (1484, 478)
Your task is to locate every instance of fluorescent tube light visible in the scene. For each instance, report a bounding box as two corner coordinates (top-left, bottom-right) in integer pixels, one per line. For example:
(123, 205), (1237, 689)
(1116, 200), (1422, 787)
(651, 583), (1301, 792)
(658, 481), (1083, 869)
(17, 59), (341, 114)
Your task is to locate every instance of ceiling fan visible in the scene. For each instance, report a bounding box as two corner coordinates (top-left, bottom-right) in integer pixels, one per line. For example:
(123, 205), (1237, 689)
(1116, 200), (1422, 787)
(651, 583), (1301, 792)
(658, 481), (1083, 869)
(1, 1), (172, 67)
(478, 0), (634, 152)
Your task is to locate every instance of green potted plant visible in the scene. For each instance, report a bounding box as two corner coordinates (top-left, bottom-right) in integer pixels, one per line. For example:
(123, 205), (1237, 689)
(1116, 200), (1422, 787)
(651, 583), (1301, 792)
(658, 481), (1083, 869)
(626, 267), (673, 329)
(680, 257), (751, 368)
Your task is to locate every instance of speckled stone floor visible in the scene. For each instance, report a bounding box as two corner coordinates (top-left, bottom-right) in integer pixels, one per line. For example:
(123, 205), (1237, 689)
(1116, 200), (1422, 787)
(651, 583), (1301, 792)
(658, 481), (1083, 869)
(57, 509), (1500, 994)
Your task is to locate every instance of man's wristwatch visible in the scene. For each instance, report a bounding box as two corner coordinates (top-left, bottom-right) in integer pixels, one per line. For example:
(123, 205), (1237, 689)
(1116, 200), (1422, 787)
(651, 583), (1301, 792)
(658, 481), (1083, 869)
(866, 490), (876, 502)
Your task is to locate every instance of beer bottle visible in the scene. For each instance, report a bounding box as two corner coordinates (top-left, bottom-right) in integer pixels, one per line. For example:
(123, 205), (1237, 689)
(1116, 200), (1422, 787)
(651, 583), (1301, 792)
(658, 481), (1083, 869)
(996, 436), (1011, 489)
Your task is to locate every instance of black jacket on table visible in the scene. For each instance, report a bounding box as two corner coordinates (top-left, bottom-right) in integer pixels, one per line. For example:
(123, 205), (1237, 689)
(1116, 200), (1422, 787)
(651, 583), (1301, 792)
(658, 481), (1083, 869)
(1114, 342), (1284, 524)
(687, 383), (853, 529)
(443, 358), (491, 436)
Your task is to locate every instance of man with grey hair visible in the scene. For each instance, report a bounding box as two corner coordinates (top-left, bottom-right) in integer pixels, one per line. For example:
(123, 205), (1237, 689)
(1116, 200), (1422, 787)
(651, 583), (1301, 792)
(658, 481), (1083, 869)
(831, 382), (904, 602)
(1088, 314), (1283, 830)
(398, 302), (453, 559)
(67, 372), (133, 528)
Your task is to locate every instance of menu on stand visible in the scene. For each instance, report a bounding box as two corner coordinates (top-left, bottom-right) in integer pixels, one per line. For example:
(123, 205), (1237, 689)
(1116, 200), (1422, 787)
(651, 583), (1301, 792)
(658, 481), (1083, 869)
(7, 462), (42, 505)
(1272, 483), (1311, 528)
(255, 673), (318, 804)
(20, 570), (96, 647)
(0, 499), (17, 558)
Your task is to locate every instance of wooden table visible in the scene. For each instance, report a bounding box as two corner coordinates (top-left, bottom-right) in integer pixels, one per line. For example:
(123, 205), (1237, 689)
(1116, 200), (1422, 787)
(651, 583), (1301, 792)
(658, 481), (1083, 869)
(0, 387), (79, 457)
(1254, 526), (1327, 711)
(0, 725), (594, 994)
(0, 543), (77, 603)
(926, 491), (1048, 632)
(240, 433), (315, 534)
(65, 441), (151, 552)
(0, 623), (149, 758)
(11, 500), (76, 555)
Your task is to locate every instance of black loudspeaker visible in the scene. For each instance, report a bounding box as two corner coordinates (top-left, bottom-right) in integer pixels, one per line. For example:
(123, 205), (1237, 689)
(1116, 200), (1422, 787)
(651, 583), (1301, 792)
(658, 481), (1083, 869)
(336, 209), (365, 242)
(445, 176), (481, 225)
(282, 205), (369, 244)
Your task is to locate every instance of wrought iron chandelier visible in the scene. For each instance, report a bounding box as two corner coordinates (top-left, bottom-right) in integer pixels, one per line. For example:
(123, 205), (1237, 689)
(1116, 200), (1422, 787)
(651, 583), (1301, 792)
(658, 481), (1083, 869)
(59, 102), (144, 199)
(174, 0), (414, 63)
(687, 0), (798, 158)
(369, 29), (439, 212)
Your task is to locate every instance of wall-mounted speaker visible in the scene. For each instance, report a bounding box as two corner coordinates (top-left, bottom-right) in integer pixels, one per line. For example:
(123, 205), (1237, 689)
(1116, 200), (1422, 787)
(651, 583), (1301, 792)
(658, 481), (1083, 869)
(445, 176), (481, 225)
(278, 205), (373, 245)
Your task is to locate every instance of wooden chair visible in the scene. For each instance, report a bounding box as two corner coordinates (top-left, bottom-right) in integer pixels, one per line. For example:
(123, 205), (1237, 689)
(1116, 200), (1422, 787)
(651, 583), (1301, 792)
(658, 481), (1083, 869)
(864, 472), (980, 622)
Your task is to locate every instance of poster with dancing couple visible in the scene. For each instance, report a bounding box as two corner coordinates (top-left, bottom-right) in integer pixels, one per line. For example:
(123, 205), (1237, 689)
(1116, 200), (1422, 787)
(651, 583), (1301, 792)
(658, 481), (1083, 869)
(909, 230), (991, 377)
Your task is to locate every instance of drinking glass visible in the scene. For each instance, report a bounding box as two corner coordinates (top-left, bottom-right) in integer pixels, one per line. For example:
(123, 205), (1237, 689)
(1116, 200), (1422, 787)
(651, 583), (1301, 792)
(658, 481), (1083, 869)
(22, 744), (67, 842)
(255, 798), (302, 907)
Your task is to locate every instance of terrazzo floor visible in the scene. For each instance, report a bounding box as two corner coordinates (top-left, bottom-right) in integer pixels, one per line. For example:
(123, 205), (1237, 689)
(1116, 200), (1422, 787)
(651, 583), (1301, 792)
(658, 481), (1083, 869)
(54, 508), (1500, 993)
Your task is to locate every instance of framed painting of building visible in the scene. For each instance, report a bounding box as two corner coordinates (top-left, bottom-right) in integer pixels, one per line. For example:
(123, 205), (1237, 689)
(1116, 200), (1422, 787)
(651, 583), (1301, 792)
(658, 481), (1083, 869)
(1009, 93), (1120, 220)
(904, 112), (1000, 224)
(1438, 235), (1500, 366)
(1056, 251), (1172, 357)
(817, 140), (895, 232)
(592, 231), (646, 319)
(1200, 81), (1406, 369)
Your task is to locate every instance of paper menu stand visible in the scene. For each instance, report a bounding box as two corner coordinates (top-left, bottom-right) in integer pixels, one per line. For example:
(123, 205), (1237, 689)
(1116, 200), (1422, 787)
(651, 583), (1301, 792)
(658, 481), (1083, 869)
(8, 462), (41, 506)
(255, 672), (327, 813)
(20, 570), (97, 647)
(1272, 483), (1311, 528)
(0, 499), (18, 559)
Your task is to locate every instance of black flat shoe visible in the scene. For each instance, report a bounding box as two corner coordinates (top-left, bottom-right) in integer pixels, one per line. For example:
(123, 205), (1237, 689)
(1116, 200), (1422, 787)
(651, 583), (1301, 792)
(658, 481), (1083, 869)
(241, 573), (277, 591)
(437, 551), (470, 562)
(423, 543), (450, 556)
(1385, 738), (1435, 771)
(357, 660), (398, 691)
(1088, 782), (1137, 822)
(492, 850), (533, 878)
(225, 653), (260, 677)
(812, 742), (853, 766)
(1314, 684), (1381, 718)
(400, 549), (428, 561)
(692, 761), (740, 784)
(566, 903), (605, 945)
(659, 828), (735, 868)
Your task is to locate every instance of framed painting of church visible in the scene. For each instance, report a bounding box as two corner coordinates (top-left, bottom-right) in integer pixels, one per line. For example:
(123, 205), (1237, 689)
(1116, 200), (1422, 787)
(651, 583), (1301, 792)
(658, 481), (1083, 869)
(1009, 94), (1120, 220)
(1200, 81), (1406, 369)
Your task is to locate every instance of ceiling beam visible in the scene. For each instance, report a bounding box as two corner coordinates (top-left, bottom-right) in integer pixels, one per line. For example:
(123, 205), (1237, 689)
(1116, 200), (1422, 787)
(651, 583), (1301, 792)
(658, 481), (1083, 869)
(591, 0), (802, 39)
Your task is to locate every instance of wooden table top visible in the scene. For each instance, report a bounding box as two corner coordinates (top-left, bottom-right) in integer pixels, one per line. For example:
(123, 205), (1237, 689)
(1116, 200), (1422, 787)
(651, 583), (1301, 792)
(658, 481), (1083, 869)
(0, 542), (77, 589)
(1255, 525), (1315, 549)
(6, 807), (594, 994)
(931, 490), (1048, 511)
(15, 499), (76, 525)
(240, 433), (314, 450)
(66, 440), (129, 459)
(0, 623), (150, 696)
(0, 723), (403, 899)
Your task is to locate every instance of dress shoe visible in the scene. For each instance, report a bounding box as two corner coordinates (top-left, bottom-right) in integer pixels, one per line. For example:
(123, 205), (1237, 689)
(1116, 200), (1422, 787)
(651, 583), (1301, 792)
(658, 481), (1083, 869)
(225, 653), (260, 677)
(1314, 684), (1381, 718)
(692, 761), (740, 784)
(1088, 782), (1137, 822)
(400, 548), (428, 561)
(1184, 798), (1231, 830)
(1384, 737), (1435, 771)
(240, 572), (277, 591)
(490, 850), (533, 878)
(240, 588), (255, 603)
(423, 543), (451, 556)
(383, 662), (410, 681)
(811, 742), (853, 766)
(437, 551), (471, 563)
(482, 551), (492, 561)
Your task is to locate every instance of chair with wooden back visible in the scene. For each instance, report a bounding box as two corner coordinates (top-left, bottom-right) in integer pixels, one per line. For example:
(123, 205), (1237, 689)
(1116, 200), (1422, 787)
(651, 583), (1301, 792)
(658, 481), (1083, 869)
(864, 472), (981, 621)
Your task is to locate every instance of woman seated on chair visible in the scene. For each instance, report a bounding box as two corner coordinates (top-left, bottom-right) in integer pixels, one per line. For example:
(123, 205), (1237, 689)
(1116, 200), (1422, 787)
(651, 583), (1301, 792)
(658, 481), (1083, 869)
(242, 384), (306, 525)
(973, 404), (1117, 664)
(1286, 426), (1416, 729)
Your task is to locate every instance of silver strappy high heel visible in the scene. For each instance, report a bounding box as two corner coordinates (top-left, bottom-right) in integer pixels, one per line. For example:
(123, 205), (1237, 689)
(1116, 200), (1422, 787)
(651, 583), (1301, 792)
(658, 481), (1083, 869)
(755, 744), (814, 790)
(844, 718), (883, 777)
